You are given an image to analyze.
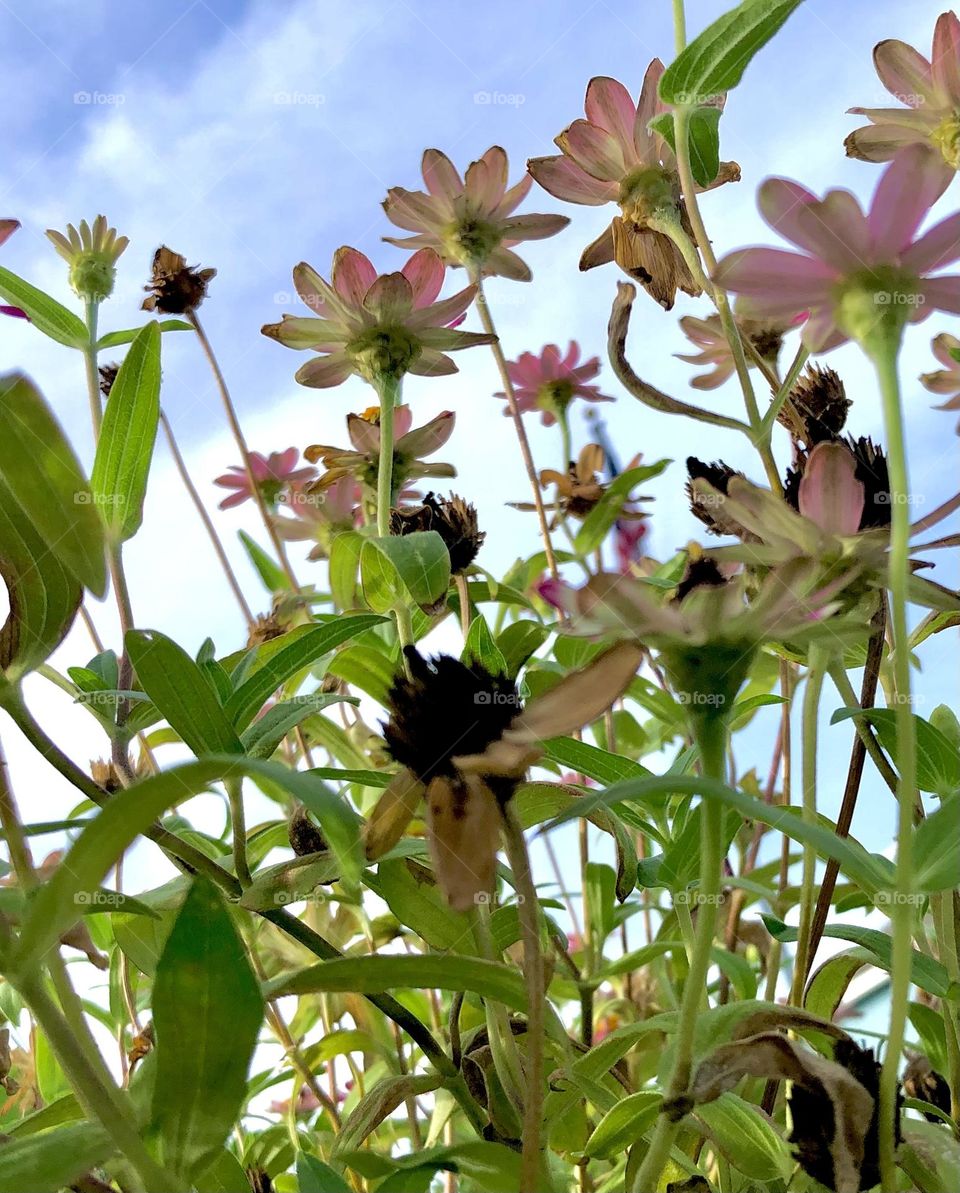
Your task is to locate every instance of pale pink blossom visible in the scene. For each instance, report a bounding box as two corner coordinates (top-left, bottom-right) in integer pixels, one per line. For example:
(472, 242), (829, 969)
(499, 342), (613, 425)
(920, 331), (960, 429)
(713, 146), (960, 352)
(214, 448), (316, 510)
(846, 10), (960, 192)
(675, 311), (796, 389)
(262, 247), (492, 387)
(383, 146), (568, 280)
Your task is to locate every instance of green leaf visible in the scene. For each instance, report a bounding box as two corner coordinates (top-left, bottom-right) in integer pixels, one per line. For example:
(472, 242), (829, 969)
(0, 1120), (113, 1193)
(328, 529), (364, 609)
(240, 692), (356, 758)
(0, 265), (88, 348)
(584, 1091), (661, 1158)
(804, 951), (866, 1020)
(0, 372), (106, 595)
(91, 321), (161, 542)
(694, 1093), (791, 1180)
(899, 1120), (960, 1193)
(126, 630), (244, 757)
(238, 529), (288, 593)
(914, 803), (960, 891)
(831, 706), (960, 798)
(573, 461), (667, 556)
(375, 858), (473, 951)
(764, 917), (952, 997)
(11, 756), (362, 975)
(326, 642), (395, 706)
(333, 1073), (442, 1158)
(549, 773), (889, 894)
(238, 853), (340, 910)
(266, 955), (531, 1013)
(361, 531), (450, 612)
(649, 109), (721, 187)
(658, 0), (804, 104)
(224, 614), (387, 729)
(541, 737), (650, 786)
(96, 319), (192, 350)
(298, 1154), (352, 1193)
(496, 620), (548, 678)
(463, 614), (507, 675)
(151, 878), (263, 1181)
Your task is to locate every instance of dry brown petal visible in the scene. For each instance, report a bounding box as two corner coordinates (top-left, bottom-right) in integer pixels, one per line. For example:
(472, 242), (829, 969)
(425, 773), (501, 912)
(364, 768), (425, 861)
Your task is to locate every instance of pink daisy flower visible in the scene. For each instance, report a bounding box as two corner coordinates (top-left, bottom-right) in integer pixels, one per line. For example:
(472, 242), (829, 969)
(382, 146), (569, 281)
(262, 247), (492, 388)
(920, 331), (960, 430)
(675, 310), (796, 390)
(713, 146), (960, 352)
(0, 220), (28, 320)
(498, 342), (614, 425)
(214, 448), (317, 510)
(846, 10), (960, 193)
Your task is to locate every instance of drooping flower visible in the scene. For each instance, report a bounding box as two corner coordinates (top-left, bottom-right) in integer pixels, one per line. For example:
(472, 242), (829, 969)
(781, 364), (852, 446)
(305, 406), (455, 503)
(675, 310), (792, 390)
(46, 215), (129, 303)
(528, 63), (739, 308)
(263, 247), (491, 387)
(0, 220), (27, 319)
(920, 330), (960, 429)
(846, 11), (960, 193)
(537, 443), (607, 518)
(382, 146), (569, 281)
(371, 641), (642, 908)
(273, 475), (361, 561)
(141, 246), (216, 314)
(390, 492), (484, 574)
(498, 342), (614, 425)
(214, 448), (316, 510)
(714, 146), (960, 352)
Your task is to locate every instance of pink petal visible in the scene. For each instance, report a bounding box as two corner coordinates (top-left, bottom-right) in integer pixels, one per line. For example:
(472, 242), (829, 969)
(500, 212), (569, 242)
(383, 188), (444, 234)
(933, 11), (960, 105)
(556, 120), (628, 183)
(261, 315), (349, 350)
(713, 248), (836, 312)
(873, 38), (936, 106)
(407, 284), (476, 330)
(584, 77), (638, 160)
(421, 149), (463, 200)
(527, 155), (616, 206)
(476, 146), (509, 204)
(295, 352), (354, 388)
(213, 471), (247, 490)
(541, 344), (562, 379)
(800, 310), (848, 353)
(402, 248), (445, 307)
(902, 211), (960, 273)
(0, 219), (19, 248)
(362, 273), (414, 322)
(396, 410), (455, 457)
(331, 247), (378, 305)
(394, 405), (413, 438)
(275, 447), (300, 475)
(920, 275), (960, 313)
(218, 489), (251, 510)
(868, 145), (947, 258)
(798, 443), (865, 535)
(845, 122), (929, 161)
(293, 262), (343, 319)
(759, 179), (869, 271)
(634, 58), (666, 161)
(494, 173), (533, 218)
(347, 414), (381, 455)
(0, 305), (27, 320)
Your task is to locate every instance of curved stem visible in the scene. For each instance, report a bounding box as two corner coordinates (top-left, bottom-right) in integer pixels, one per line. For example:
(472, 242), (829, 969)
(631, 713), (728, 1193)
(871, 341), (917, 1191)
(472, 275), (560, 581)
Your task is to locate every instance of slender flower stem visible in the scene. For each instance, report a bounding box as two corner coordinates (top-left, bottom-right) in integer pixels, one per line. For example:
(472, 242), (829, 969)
(471, 275), (559, 581)
(82, 299), (103, 441)
(159, 410), (254, 625)
(501, 805), (547, 1193)
(631, 713), (728, 1193)
(372, 374), (401, 537)
(761, 344), (809, 441)
(790, 644), (828, 1006)
(871, 340), (918, 1192)
(472, 905), (526, 1111)
(226, 777), (252, 886)
(188, 311), (301, 593)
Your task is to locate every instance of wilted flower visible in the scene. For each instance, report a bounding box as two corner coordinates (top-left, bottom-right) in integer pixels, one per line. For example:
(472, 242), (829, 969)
(369, 642), (642, 908)
(784, 438), (891, 531)
(390, 492), (484, 574)
(686, 457), (751, 539)
(98, 363), (119, 397)
(382, 146), (569, 281)
(675, 310), (792, 390)
(920, 330), (960, 429)
(142, 246), (216, 314)
(287, 804), (327, 857)
(846, 11), (960, 193)
(713, 147), (960, 352)
(214, 448), (317, 510)
(528, 64), (739, 308)
(781, 364), (852, 445)
(46, 215), (128, 302)
(902, 1053), (952, 1120)
(305, 406), (455, 504)
(273, 476), (360, 561)
(0, 220), (27, 319)
(538, 444), (607, 519)
(614, 517), (648, 573)
(263, 247), (492, 387)
(497, 342), (614, 424)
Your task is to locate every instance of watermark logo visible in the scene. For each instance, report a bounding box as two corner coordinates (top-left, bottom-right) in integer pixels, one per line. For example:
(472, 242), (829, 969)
(74, 91), (126, 106)
(474, 691), (522, 706)
(74, 890), (128, 907)
(273, 91), (325, 107)
(473, 90), (526, 107)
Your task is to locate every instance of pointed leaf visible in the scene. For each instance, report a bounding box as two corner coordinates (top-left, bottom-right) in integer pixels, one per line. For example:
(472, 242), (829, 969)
(0, 265), (87, 347)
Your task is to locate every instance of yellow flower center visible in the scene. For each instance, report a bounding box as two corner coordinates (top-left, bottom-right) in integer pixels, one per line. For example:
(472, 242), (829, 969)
(932, 112), (960, 170)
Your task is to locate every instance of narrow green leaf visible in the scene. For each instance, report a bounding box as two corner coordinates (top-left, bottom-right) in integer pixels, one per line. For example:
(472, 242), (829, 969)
(329, 529), (364, 609)
(298, 1154), (352, 1193)
(831, 706), (960, 797)
(573, 461), (667, 556)
(0, 373), (106, 594)
(333, 1073), (441, 1158)
(913, 803), (960, 891)
(127, 629), (244, 757)
(151, 878), (263, 1180)
(694, 1093), (791, 1180)
(496, 620), (548, 678)
(374, 858), (473, 951)
(463, 614), (507, 675)
(91, 321), (161, 542)
(542, 737), (650, 786)
(0, 265), (87, 347)
(584, 1091), (661, 1158)
(659, 0), (804, 104)
(238, 529), (288, 593)
(225, 614), (386, 730)
(326, 642), (395, 706)
(649, 109), (721, 186)
(96, 319), (192, 350)
(240, 692), (356, 758)
(0, 1120), (113, 1193)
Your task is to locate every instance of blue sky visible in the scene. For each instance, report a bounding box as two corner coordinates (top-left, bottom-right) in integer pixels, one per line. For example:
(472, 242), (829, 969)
(0, 0), (956, 878)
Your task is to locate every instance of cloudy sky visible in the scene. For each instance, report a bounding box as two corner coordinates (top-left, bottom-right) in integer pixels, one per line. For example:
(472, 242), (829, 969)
(0, 0), (956, 882)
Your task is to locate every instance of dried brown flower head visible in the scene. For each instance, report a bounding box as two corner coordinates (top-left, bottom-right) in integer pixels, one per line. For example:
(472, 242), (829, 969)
(390, 492), (484, 575)
(98, 363), (119, 398)
(903, 1052), (951, 1121)
(782, 365), (852, 446)
(685, 457), (752, 539)
(142, 246), (216, 314)
(287, 804), (327, 857)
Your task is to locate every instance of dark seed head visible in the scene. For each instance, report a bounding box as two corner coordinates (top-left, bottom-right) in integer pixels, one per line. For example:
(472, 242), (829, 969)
(847, 436), (891, 529)
(783, 365), (852, 445)
(674, 555), (727, 603)
(390, 492), (485, 575)
(142, 245), (216, 314)
(903, 1053), (951, 1120)
(383, 647), (519, 785)
(685, 457), (747, 537)
(98, 363), (119, 398)
(287, 804), (327, 857)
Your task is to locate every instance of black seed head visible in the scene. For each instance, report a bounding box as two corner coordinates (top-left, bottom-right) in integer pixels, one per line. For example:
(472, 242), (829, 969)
(686, 457), (746, 537)
(847, 436), (891, 529)
(142, 245), (216, 314)
(287, 804), (327, 857)
(674, 556), (727, 603)
(784, 365), (852, 445)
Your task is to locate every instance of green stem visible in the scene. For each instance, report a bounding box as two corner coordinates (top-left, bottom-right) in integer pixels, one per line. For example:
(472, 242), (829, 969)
(472, 905), (526, 1111)
(761, 344), (809, 441)
(83, 299), (103, 441)
(227, 777), (252, 886)
(671, 0), (686, 50)
(373, 374), (401, 537)
(631, 713), (728, 1193)
(871, 340), (917, 1190)
(790, 645), (828, 1004)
